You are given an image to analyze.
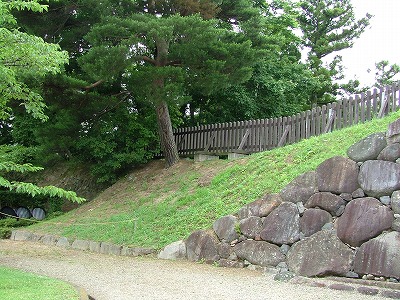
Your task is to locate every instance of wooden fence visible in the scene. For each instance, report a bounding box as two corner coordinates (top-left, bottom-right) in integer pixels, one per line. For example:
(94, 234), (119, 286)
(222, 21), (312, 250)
(172, 83), (400, 156)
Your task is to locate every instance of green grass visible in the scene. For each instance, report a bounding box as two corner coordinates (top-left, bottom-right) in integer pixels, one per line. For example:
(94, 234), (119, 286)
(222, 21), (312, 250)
(28, 111), (400, 249)
(0, 267), (79, 300)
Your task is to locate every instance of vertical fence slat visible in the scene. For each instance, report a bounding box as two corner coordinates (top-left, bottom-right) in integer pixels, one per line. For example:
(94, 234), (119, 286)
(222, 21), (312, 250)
(360, 92), (366, 123)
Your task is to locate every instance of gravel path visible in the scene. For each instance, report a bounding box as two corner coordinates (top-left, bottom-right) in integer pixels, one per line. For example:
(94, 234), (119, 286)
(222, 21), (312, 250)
(0, 240), (391, 300)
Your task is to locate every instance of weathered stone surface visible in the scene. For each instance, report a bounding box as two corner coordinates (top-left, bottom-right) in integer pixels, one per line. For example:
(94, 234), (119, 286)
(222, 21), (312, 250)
(378, 143), (400, 162)
(239, 216), (263, 239)
(387, 118), (400, 144)
(335, 205), (345, 217)
(357, 287), (379, 296)
(381, 290), (400, 299)
(392, 190), (400, 214)
(305, 192), (347, 216)
(336, 197), (394, 247)
(55, 236), (71, 248)
(218, 259), (244, 268)
(280, 171), (318, 204)
(11, 230), (33, 241)
(158, 240), (187, 260)
(339, 193), (352, 202)
(316, 156), (359, 194)
(238, 194), (282, 219)
(329, 284), (355, 292)
(380, 196), (391, 206)
(213, 215), (239, 243)
(300, 208), (332, 237)
(393, 219), (400, 232)
(216, 242), (233, 259)
(71, 239), (90, 251)
(354, 232), (400, 280)
(296, 202), (305, 215)
(260, 202), (300, 245)
(358, 160), (400, 198)
(347, 132), (387, 162)
(234, 240), (285, 267)
(258, 194), (283, 217)
(352, 188), (365, 199)
(40, 235), (58, 246)
(30, 233), (42, 242)
(89, 241), (100, 252)
(186, 230), (220, 262)
(280, 244), (290, 255)
(120, 247), (155, 257)
(274, 271), (295, 282)
(287, 230), (354, 277)
(100, 242), (121, 255)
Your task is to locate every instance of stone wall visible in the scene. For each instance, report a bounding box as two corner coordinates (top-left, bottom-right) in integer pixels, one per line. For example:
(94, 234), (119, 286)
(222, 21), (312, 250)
(159, 118), (400, 281)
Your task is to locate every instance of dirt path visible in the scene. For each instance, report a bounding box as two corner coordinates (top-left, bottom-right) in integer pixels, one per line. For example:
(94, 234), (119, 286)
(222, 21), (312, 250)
(0, 240), (390, 300)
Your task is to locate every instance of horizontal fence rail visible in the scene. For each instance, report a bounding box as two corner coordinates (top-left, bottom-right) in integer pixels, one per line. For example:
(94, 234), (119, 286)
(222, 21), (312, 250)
(170, 83), (400, 157)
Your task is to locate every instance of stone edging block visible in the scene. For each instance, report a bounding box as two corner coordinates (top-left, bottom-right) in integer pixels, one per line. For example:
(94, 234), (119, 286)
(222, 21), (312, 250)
(9, 230), (155, 257)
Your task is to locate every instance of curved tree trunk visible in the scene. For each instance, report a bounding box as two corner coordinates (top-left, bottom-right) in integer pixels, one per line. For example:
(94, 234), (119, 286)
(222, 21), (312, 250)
(156, 101), (179, 167)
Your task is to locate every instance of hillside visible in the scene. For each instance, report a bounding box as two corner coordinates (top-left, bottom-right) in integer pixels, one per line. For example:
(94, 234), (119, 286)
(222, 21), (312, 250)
(28, 111), (400, 249)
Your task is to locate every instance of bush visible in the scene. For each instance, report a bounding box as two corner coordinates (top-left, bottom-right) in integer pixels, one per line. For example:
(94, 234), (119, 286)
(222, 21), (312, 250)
(0, 218), (36, 239)
(0, 228), (11, 239)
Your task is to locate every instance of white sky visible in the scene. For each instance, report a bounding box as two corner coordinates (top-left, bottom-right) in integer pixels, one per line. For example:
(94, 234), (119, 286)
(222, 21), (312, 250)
(335, 0), (400, 87)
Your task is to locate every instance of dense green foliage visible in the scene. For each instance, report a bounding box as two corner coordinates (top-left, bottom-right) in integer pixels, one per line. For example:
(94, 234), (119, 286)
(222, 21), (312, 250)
(0, 267), (79, 300)
(0, 0), (69, 120)
(372, 60), (400, 88)
(0, 0), (84, 204)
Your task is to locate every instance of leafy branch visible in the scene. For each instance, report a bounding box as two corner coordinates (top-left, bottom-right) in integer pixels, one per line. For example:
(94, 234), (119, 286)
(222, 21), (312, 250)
(0, 176), (85, 203)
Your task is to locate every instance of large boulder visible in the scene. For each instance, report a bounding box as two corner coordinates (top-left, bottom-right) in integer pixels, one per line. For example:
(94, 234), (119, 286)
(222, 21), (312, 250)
(354, 232), (400, 279)
(387, 118), (400, 144)
(336, 197), (394, 247)
(239, 216), (263, 239)
(347, 132), (387, 162)
(234, 240), (285, 267)
(213, 215), (239, 243)
(280, 171), (318, 204)
(377, 143), (400, 162)
(300, 208), (332, 237)
(316, 156), (359, 194)
(260, 202), (300, 245)
(287, 230), (354, 277)
(158, 240), (187, 260)
(186, 230), (220, 262)
(305, 192), (347, 216)
(393, 219), (400, 232)
(392, 190), (400, 214)
(238, 194), (282, 219)
(358, 160), (400, 198)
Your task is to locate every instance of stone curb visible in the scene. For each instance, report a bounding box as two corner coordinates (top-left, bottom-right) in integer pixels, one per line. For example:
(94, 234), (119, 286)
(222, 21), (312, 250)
(9, 230), (156, 258)
(76, 285), (90, 300)
(289, 275), (400, 299)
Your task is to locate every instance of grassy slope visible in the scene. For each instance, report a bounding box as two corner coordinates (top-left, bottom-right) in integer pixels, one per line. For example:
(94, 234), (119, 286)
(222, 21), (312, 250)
(28, 111), (400, 249)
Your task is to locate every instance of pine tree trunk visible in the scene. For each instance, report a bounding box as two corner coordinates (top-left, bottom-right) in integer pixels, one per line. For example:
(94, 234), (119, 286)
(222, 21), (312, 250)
(156, 101), (179, 167)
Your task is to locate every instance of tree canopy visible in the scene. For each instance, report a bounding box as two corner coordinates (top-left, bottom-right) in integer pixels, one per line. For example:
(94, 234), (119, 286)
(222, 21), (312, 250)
(0, 0), (68, 120)
(80, 12), (255, 167)
(297, 0), (372, 103)
(0, 0), (84, 204)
